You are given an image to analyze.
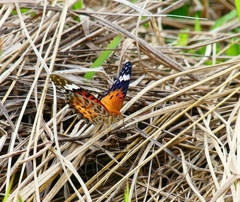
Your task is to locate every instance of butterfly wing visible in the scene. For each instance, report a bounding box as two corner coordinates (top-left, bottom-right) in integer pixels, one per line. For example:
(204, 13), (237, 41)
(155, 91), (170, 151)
(50, 74), (109, 124)
(100, 61), (132, 115)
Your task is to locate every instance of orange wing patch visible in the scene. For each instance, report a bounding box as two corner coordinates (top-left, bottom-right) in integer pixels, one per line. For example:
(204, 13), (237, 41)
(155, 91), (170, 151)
(66, 92), (109, 124)
(100, 88), (125, 115)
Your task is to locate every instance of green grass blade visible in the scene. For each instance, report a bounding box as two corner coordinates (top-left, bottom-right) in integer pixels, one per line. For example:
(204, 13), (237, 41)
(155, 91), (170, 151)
(72, 0), (83, 10)
(194, 14), (201, 32)
(235, 0), (240, 20)
(226, 41), (240, 56)
(124, 181), (130, 202)
(211, 10), (237, 30)
(3, 174), (15, 202)
(84, 34), (122, 80)
(175, 29), (189, 46)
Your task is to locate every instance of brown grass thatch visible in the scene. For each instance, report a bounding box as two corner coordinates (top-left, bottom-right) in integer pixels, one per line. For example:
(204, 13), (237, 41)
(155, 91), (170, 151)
(1, 1), (240, 201)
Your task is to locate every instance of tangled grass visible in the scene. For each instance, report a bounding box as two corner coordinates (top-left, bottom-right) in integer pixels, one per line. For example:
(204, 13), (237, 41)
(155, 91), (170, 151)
(1, 1), (240, 201)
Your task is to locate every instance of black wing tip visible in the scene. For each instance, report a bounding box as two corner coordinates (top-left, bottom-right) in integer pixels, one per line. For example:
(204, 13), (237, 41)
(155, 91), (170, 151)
(121, 61), (132, 76)
(124, 61), (132, 69)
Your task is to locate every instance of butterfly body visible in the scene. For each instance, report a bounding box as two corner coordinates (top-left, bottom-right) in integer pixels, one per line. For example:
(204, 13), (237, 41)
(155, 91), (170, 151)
(50, 61), (132, 125)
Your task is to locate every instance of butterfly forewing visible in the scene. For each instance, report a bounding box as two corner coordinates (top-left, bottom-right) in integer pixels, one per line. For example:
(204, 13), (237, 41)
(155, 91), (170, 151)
(50, 74), (79, 92)
(100, 61), (132, 115)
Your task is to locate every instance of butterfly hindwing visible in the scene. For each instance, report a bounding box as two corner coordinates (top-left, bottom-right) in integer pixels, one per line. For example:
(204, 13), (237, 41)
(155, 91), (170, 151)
(66, 91), (109, 124)
(50, 74), (109, 124)
(100, 61), (132, 114)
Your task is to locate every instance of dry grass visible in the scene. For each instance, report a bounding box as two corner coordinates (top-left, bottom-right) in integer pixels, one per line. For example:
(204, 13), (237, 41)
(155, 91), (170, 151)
(1, 1), (240, 201)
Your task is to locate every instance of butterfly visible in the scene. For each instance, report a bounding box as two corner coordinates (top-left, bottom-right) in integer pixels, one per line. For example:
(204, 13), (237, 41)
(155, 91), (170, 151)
(50, 61), (132, 125)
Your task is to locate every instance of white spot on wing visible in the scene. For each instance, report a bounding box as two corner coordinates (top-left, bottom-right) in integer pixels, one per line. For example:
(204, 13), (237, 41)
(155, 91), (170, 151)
(123, 74), (130, 81)
(65, 83), (80, 91)
(118, 74), (130, 82)
(119, 76), (123, 82)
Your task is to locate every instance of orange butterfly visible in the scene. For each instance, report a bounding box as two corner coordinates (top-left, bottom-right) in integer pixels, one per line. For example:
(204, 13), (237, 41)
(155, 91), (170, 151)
(50, 61), (132, 125)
